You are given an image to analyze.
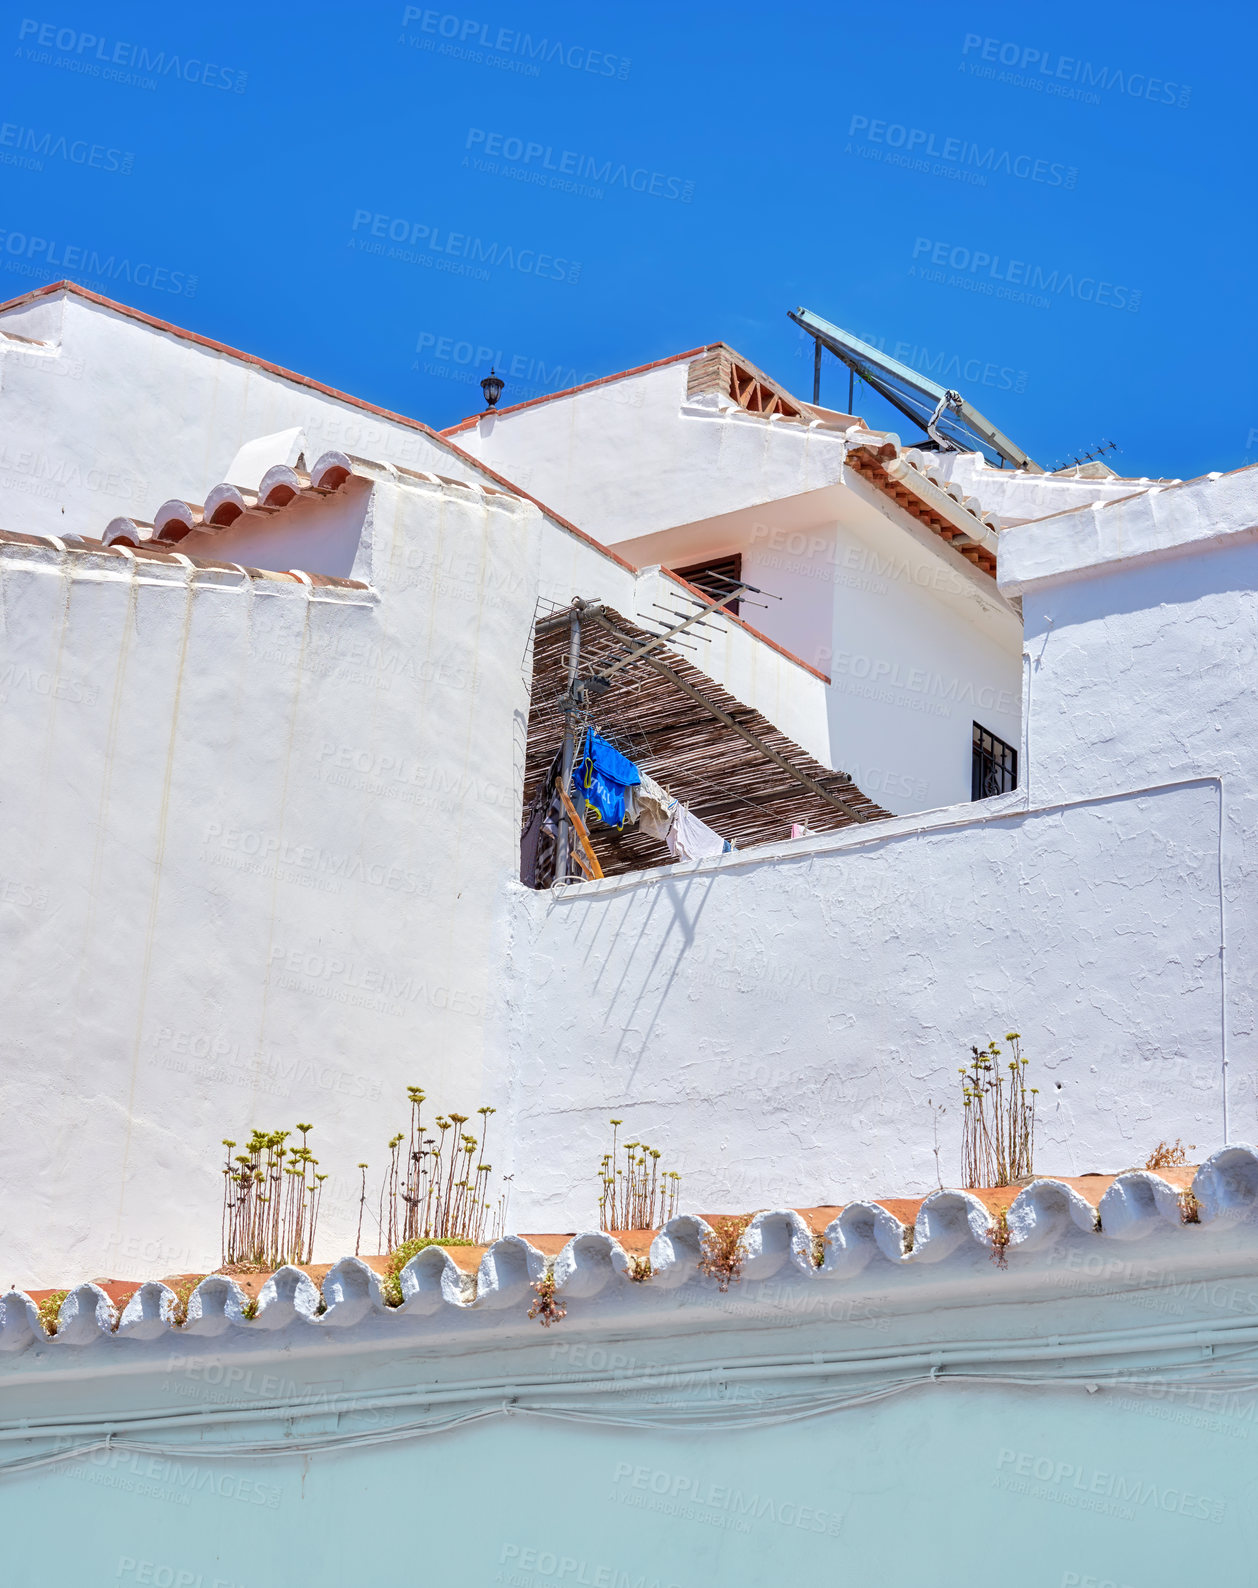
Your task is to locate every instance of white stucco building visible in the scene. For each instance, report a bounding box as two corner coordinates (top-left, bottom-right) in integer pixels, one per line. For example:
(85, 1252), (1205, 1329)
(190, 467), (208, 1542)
(2, 281), (1256, 1584)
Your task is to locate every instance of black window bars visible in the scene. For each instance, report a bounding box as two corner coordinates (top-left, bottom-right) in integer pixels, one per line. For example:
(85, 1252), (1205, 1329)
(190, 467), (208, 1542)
(972, 721), (1018, 801)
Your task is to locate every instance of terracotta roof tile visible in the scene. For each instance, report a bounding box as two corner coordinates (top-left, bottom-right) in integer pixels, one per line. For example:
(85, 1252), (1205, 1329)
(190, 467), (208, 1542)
(0, 280), (645, 585)
(0, 524), (368, 590)
(0, 286), (833, 683)
(7, 1150), (1244, 1348)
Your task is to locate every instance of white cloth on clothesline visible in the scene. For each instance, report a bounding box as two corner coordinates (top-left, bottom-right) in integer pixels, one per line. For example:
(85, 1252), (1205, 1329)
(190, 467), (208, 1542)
(667, 803), (727, 862)
(636, 771), (678, 843)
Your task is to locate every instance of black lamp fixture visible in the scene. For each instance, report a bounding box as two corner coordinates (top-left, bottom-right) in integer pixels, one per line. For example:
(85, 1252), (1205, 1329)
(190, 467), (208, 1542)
(480, 368), (504, 409)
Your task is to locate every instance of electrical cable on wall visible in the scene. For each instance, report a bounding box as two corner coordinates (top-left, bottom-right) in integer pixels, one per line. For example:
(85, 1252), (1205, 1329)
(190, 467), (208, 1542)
(5, 1356), (1258, 1478)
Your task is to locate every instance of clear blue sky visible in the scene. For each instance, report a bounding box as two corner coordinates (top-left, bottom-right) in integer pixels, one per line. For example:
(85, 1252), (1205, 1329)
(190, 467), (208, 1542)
(2, 0), (1253, 478)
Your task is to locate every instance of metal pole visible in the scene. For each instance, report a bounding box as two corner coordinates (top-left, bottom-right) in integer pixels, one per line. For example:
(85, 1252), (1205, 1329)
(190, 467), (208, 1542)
(812, 338), (821, 405)
(555, 607), (581, 883)
(848, 364), (854, 413)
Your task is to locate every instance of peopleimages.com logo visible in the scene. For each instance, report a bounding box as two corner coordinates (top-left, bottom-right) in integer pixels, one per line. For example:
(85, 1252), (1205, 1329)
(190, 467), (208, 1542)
(961, 34), (1190, 109)
(400, 8), (630, 79)
(414, 331), (615, 394)
(910, 237), (1140, 312)
(847, 331), (1027, 394)
(0, 229), (197, 296)
(350, 210), (580, 283)
(847, 116), (1077, 187)
(16, 19), (248, 91)
(0, 121), (133, 174)
(464, 129), (693, 202)
(994, 1448), (1225, 1523)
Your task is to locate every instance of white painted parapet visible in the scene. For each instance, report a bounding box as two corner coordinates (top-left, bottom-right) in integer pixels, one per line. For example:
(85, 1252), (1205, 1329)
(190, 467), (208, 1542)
(0, 460), (545, 1280)
(0, 1156), (1242, 1348)
(506, 464), (1258, 1229)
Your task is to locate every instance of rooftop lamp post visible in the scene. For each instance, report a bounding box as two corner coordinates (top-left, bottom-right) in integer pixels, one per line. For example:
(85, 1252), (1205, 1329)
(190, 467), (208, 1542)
(480, 369), (504, 409)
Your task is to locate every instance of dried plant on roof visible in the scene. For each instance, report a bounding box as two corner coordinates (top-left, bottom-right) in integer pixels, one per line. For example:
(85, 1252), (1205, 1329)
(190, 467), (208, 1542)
(1146, 1138), (1195, 1171)
(220, 1124), (325, 1269)
(598, 1118), (681, 1231)
(959, 1033), (1037, 1189)
(378, 1087), (510, 1249)
(355, 1162), (370, 1256)
(528, 1271), (566, 1327)
(699, 1215), (753, 1292)
(988, 1208), (1012, 1270)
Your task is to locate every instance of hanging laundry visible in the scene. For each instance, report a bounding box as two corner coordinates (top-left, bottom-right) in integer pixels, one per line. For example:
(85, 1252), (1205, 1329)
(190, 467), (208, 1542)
(574, 730), (641, 830)
(667, 803), (729, 862)
(519, 798), (547, 887)
(635, 770), (678, 844)
(520, 749), (563, 888)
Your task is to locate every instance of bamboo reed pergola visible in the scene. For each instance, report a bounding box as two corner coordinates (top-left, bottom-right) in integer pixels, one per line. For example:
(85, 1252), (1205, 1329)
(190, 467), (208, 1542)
(523, 604), (891, 881)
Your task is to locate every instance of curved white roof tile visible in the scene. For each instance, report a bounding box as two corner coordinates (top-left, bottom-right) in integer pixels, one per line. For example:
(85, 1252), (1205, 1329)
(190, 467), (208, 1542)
(310, 450), (353, 491)
(320, 1257), (387, 1327)
(1003, 1178), (1099, 1250)
(249, 1264), (322, 1329)
(50, 1282), (116, 1345)
(102, 452), (361, 549)
(257, 463), (302, 508)
(202, 483), (254, 527)
(0, 1290), (42, 1352)
(153, 498), (201, 542)
(117, 1280), (179, 1339)
(181, 1272), (251, 1335)
(397, 1243), (475, 1313)
(2, 1157), (1242, 1350)
(103, 516), (154, 548)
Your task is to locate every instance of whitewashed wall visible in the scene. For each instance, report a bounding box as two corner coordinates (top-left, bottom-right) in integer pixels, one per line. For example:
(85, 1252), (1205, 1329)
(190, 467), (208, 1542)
(450, 357), (857, 541)
(501, 467), (1258, 1231)
(0, 447), (836, 1283)
(0, 287), (830, 768)
(610, 480), (1021, 815)
(456, 357), (1024, 813)
(2, 283), (1252, 1283)
(1005, 469), (1258, 1143)
(0, 468), (543, 1283)
(0, 290), (463, 529)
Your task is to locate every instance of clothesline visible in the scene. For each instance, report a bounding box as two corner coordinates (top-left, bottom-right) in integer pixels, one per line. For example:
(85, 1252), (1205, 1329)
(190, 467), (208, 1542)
(522, 604), (890, 881)
(573, 728), (732, 864)
(527, 698), (818, 883)
(561, 688), (769, 820)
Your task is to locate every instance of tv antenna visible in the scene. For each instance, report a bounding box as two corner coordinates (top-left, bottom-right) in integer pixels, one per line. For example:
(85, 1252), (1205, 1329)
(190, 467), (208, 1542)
(1050, 439), (1119, 473)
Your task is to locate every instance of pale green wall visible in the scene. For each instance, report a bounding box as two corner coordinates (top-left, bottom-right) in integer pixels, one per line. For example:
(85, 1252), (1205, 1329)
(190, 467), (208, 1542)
(3, 1335), (1252, 1585)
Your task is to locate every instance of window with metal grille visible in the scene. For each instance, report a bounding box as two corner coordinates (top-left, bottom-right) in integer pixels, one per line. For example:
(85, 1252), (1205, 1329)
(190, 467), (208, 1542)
(972, 722), (1017, 800)
(671, 553), (743, 616)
